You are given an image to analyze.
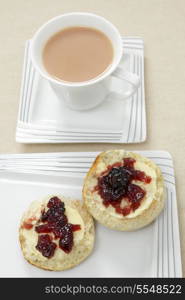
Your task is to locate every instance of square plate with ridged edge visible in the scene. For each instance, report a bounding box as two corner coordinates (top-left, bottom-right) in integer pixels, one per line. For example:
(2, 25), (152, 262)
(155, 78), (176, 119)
(0, 151), (181, 277)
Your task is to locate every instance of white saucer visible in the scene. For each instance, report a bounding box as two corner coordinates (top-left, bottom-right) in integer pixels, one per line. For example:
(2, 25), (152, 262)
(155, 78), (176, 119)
(16, 37), (146, 143)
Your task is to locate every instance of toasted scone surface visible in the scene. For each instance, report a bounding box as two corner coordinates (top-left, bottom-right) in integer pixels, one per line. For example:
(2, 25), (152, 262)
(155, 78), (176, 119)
(19, 195), (95, 271)
(83, 150), (165, 231)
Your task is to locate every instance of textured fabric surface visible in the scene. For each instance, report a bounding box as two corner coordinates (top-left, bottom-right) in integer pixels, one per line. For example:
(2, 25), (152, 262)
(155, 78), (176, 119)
(0, 0), (184, 276)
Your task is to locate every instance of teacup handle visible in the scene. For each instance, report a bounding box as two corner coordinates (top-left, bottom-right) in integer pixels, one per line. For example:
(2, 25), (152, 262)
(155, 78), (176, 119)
(110, 66), (140, 99)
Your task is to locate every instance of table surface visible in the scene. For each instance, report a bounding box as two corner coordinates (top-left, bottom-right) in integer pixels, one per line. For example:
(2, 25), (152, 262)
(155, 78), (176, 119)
(0, 0), (184, 277)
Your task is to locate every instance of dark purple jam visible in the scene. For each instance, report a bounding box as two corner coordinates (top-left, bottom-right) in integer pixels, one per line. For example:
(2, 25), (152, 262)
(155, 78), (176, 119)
(36, 234), (56, 258)
(31, 196), (81, 258)
(96, 158), (151, 216)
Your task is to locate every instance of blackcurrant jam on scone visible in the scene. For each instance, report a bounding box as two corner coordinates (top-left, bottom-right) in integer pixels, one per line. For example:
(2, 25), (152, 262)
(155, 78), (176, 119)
(22, 196), (81, 258)
(83, 150), (165, 231)
(20, 195), (94, 271)
(95, 158), (152, 216)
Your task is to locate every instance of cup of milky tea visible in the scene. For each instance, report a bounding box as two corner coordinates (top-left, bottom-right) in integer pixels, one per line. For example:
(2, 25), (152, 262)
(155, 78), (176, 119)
(30, 12), (140, 111)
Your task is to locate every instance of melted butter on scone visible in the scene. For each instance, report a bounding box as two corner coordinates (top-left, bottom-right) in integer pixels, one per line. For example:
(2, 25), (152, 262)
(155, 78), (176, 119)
(21, 201), (84, 263)
(93, 150), (159, 219)
(65, 206), (84, 242)
(121, 160), (157, 219)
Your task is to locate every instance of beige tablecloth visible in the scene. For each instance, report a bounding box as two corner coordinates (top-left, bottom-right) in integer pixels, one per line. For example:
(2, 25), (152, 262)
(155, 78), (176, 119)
(0, 0), (184, 276)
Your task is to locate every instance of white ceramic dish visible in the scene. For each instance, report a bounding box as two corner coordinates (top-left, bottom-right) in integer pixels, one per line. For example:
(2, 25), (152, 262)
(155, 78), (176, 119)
(16, 37), (146, 143)
(0, 151), (181, 277)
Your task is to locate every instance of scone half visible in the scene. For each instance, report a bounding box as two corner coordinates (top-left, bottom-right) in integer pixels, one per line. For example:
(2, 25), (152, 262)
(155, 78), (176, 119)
(83, 150), (165, 231)
(19, 195), (95, 271)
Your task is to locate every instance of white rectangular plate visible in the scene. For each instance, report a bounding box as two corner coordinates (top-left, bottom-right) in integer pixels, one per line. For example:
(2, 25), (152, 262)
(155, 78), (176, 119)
(0, 151), (181, 277)
(16, 37), (146, 143)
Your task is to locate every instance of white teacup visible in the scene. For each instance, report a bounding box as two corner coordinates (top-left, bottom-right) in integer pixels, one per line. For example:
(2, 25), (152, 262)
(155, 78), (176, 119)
(31, 12), (140, 111)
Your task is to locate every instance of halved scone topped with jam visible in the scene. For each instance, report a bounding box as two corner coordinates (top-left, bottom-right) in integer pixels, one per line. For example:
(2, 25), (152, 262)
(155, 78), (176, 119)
(83, 150), (165, 231)
(19, 195), (94, 271)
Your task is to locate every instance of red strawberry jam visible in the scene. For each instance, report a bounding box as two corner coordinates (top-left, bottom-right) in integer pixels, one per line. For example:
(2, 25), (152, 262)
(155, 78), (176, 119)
(24, 197), (81, 258)
(21, 217), (37, 230)
(96, 158), (151, 216)
(22, 221), (34, 230)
